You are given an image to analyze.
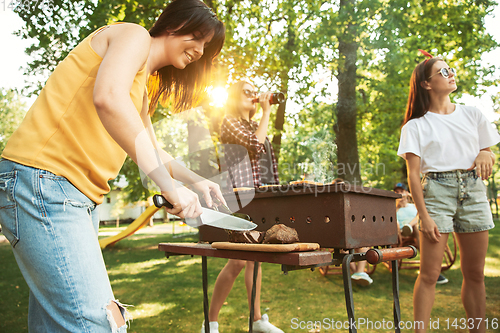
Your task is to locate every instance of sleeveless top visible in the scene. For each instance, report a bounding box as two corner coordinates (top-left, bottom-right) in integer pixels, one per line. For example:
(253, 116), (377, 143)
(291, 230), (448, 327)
(2, 26), (149, 204)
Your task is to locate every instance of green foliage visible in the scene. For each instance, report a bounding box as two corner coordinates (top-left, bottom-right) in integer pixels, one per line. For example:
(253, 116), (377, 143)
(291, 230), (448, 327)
(279, 101), (336, 182)
(0, 89), (27, 153)
(274, 0), (498, 188)
(334, 0), (498, 188)
(13, 1), (96, 94)
(9, 0), (500, 198)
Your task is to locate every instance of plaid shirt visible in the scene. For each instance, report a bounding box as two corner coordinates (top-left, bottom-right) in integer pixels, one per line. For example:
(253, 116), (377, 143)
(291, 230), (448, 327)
(220, 115), (279, 188)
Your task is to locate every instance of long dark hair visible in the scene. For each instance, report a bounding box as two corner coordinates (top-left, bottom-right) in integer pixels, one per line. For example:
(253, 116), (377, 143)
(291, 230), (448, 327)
(148, 0), (225, 114)
(403, 57), (442, 125)
(226, 81), (256, 119)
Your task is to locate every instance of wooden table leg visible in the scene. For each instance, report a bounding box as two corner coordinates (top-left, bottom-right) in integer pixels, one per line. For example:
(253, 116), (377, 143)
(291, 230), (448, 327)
(202, 256), (210, 333)
(249, 261), (259, 333)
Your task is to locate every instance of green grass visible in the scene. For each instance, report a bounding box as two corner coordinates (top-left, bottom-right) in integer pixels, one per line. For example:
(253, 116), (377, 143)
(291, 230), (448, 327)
(1, 222), (499, 332)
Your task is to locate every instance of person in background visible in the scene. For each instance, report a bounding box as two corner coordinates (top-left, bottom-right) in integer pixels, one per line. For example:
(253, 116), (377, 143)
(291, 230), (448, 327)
(395, 183), (419, 238)
(0, 1), (225, 332)
(398, 50), (499, 332)
(350, 247), (373, 286)
(201, 81), (282, 333)
(394, 183), (448, 284)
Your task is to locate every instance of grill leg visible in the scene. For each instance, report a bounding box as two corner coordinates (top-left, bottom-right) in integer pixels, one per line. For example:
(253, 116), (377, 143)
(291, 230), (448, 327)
(342, 253), (357, 333)
(249, 261), (259, 333)
(391, 260), (402, 333)
(202, 256), (210, 333)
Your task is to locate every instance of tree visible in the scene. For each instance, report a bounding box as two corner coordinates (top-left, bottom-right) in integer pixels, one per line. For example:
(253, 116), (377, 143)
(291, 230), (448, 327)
(213, 0), (326, 162)
(13, 1), (97, 94)
(279, 99), (337, 182)
(335, 0), (361, 183)
(306, 0), (498, 187)
(11, 0), (500, 199)
(0, 88), (27, 153)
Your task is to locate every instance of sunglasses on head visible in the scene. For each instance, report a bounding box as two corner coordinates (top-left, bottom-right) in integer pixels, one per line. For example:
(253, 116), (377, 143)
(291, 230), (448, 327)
(428, 67), (457, 79)
(242, 89), (258, 98)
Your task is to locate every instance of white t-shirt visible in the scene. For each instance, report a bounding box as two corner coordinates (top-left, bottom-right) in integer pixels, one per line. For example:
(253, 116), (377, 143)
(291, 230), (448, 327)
(398, 104), (500, 173)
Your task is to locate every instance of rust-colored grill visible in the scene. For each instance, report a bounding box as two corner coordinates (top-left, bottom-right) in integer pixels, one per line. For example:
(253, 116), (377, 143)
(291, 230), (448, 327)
(200, 183), (400, 249)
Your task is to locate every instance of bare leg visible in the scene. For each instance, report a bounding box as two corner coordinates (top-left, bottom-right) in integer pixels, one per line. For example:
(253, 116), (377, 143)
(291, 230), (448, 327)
(412, 228), (420, 250)
(456, 231), (489, 333)
(208, 259), (246, 322)
(354, 247), (369, 273)
(414, 233), (449, 332)
(350, 261), (356, 272)
(244, 261), (262, 321)
(408, 216), (420, 248)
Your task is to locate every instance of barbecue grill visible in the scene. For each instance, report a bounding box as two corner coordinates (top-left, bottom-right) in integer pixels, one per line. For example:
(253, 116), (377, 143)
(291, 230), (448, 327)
(197, 182), (416, 333)
(160, 183), (416, 333)
(200, 182), (400, 249)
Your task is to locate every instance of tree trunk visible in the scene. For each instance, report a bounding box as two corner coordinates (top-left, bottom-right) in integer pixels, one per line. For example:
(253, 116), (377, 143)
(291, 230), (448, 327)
(335, 0), (360, 184)
(272, 22), (295, 162)
(187, 118), (217, 179)
(271, 93), (287, 162)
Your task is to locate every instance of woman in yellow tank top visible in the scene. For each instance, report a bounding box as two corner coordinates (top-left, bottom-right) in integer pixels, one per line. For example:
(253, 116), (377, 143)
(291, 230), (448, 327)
(0, 1), (225, 332)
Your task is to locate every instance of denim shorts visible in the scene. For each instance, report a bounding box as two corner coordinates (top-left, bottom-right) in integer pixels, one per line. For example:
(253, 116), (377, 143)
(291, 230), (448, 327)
(0, 159), (127, 333)
(420, 169), (495, 234)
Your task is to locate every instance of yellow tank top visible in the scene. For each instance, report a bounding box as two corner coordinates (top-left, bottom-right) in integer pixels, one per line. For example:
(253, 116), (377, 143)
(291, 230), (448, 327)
(2, 26), (148, 204)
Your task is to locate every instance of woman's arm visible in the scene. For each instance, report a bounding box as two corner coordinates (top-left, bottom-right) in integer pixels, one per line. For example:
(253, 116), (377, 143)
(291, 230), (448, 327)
(93, 24), (153, 165)
(92, 24), (202, 218)
(140, 102), (226, 208)
(406, 153), (441, 242)
(253, 92), (273, 143)
(221, 92), (275, 154)
(469, 147), (495, 180)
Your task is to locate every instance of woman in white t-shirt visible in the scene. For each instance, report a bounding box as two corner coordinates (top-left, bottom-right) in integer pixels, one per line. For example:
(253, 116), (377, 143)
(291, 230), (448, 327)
(398, 50), (499, 333)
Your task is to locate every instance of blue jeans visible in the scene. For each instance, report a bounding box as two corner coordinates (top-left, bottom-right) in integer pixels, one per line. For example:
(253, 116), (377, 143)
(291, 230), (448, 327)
(0, 159), (127, 332)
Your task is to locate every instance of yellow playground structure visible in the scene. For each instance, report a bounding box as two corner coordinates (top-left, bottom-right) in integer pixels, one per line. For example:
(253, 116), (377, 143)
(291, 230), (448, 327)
(99, 205), (161, 249)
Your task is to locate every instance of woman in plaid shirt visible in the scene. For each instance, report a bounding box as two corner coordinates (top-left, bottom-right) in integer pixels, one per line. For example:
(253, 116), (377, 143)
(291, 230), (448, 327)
(201, 81), (283, 333)
(220, 81), (280, 188)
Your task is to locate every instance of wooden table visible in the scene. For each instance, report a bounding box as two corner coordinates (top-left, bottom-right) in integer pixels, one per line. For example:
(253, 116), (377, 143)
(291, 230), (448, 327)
(158, 242), (416, 333)
(158, 243), (332, 333)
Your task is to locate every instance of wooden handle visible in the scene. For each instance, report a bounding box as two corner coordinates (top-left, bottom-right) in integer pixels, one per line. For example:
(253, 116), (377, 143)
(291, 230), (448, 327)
(366, 246), (417, 264)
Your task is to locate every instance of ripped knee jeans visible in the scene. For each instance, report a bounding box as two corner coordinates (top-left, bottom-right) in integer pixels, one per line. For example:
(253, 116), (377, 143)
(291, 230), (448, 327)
(0, 159), (129, 332)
